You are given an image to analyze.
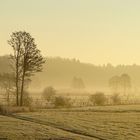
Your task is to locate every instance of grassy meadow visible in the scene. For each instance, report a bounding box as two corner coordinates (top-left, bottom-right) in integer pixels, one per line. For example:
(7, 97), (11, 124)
(0, 105), (140, 140)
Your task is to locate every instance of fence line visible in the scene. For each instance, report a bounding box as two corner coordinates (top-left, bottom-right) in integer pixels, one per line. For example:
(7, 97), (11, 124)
(1, 94), (140, 106)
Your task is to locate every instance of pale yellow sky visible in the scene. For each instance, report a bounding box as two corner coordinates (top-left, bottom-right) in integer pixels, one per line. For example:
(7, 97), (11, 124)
(0, 0), (140, 65)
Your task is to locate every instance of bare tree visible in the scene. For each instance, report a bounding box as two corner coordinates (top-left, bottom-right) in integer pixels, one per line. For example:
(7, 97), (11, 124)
(109, 75), (120, 93)
(0, 73), (15, 105)
(120, 73), (131, 96)
(8, 32), (23, 106)
(8, 31), (45, 106)
(109, 74), (131, 103)
(71, 77), (85, 89)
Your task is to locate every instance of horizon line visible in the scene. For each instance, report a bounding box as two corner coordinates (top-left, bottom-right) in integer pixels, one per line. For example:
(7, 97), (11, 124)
(0, 54), (139, 67)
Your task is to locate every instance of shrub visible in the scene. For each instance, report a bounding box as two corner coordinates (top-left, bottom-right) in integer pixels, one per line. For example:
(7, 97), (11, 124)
(42, 86), (56, 102)
(0, 105), (8, 115)
(0, 105), (30, 115)
(8, 106), (30, 113)
(90, 92), (107, 105)
(54, 96), (71, 108)
(111, 93), (121, 105)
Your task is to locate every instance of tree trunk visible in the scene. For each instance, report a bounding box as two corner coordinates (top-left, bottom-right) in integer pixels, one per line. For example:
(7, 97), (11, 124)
(20, 68), (25, 106)
(7, 90), (10, 106)
(16, 58), (19, 106)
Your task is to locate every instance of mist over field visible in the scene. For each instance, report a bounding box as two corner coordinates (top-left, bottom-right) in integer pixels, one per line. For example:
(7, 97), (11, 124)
(0, 55), (140, 93)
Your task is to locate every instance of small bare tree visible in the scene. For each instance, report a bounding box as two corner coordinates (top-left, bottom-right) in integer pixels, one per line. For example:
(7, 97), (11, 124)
(120, 73), (131, 96)
(8, 31), (45, 106)
(71, 77), (85, 89)
(109, 75), (120, 93)
(0, 73), (15, 105)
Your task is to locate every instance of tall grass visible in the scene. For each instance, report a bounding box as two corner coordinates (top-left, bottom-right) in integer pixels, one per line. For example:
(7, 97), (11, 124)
(0, 105), (30, 115)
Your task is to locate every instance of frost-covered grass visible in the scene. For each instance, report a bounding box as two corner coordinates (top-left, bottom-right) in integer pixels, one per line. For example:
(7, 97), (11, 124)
(0, 115), (95, 140)
(1, 105), (140, 140)
(18, 105), (140, 140)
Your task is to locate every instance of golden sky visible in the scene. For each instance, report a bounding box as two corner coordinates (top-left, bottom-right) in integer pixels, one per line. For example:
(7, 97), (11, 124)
(0, 0), (140, 65)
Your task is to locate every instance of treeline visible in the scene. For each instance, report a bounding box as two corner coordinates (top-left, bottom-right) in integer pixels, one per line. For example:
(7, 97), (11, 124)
(1, 56), (140, 90)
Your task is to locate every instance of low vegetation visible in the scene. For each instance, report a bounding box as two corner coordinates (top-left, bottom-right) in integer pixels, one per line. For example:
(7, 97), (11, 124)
(90, 92), (107, 105)
(54, 96), (72, 108)
(0, 105), (30, 115)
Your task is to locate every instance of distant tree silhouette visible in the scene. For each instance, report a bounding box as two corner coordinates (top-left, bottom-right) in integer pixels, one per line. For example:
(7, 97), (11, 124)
(120, 73), (131, 95)
(109, 73), (131, 97)
(109, 75), (120, 93)
(71, 77), (85, 89)
(8, 31), (45, 106)
(0, 73), (15, 105)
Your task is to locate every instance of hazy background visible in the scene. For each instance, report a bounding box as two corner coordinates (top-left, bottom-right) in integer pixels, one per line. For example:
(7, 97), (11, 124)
(1, 0), (140, 65)
(0, 56), (140, 95)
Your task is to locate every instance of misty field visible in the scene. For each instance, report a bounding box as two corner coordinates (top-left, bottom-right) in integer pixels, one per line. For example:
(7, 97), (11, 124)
(0, 105), (140, 140)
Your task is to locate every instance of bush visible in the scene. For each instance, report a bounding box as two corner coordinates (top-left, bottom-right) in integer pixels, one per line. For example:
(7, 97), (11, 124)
(54, 96), (71, 108)
(111, 93), (121, 105)
(90, 92), (107, 106)
(0, 105), (8, 115)
(0, 105), (30, 115)
(8, 106), (30, 113)
(42, 86), (56, 102)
